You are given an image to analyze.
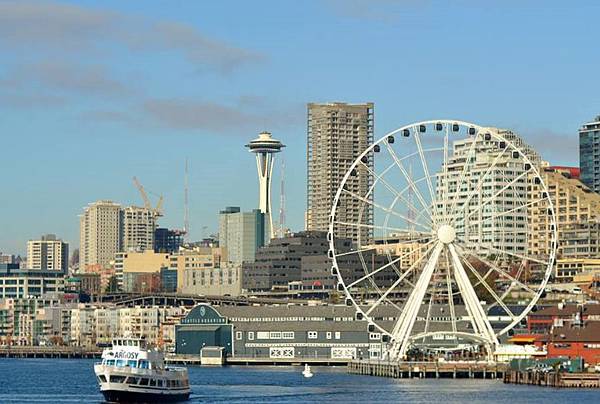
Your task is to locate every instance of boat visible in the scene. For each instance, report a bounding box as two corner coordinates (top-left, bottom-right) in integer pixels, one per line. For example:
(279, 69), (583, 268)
(94, 337), (190, 403)
(302, 364), (313, 378)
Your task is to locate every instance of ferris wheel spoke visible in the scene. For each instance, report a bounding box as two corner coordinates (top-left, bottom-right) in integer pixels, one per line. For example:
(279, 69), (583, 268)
(448, 244), (498, 344)
(463, 169), (531, 223)
(384, 141), (434, 221)
(450, 143), (510, 223)
(389, 243), (444, 359)
(341, 188), (431, 231)
(456, 245), (538, 295)
(346, 239), (437, 289)
(358, 160), (433, 228)
(460, 253), (518, 320)
(446, 130), (479, 225)
(414, 127), (437, 217)
(335, 247), (377, 258)
(444, 249), (458, 333)
(442, 124), (450, 224)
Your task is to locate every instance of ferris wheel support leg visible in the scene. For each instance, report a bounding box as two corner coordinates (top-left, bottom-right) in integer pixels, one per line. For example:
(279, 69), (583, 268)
(389, 243), (444, 361)
(448, 244), (499, 350)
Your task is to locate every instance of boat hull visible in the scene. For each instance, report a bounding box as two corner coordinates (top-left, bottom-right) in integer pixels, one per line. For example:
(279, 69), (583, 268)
(101, 389), (190, 403)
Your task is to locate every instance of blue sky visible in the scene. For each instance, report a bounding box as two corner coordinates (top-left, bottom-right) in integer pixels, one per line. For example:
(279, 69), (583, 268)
(1, 0), (599, 255)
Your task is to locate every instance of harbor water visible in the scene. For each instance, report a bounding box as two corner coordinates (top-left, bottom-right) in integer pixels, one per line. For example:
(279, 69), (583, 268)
(0, 358), (599, 403)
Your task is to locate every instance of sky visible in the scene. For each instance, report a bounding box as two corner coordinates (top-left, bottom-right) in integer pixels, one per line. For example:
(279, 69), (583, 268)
(1, 0), (600, 255)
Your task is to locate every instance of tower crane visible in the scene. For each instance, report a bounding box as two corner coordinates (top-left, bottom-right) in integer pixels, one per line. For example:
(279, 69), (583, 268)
(132, 176), (164, 217)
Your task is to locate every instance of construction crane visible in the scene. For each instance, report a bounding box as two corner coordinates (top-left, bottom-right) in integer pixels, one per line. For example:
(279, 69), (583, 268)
(132, 176), (164, 217)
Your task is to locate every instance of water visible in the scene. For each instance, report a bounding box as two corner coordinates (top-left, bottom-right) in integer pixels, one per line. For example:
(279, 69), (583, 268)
(0, 358), (598, 403)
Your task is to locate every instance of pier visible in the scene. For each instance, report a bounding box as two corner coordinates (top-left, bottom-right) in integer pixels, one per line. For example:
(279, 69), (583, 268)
(504, 370), (600, 388)
(0, 346), (101, 359)
(347, 360), (507, 379)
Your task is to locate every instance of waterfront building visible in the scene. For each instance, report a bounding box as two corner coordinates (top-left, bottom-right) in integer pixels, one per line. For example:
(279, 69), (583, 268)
(122, 206), (156, 252)
(306, 102), (374, 245)
(529, 165), (600, 258)
(579, 115), (600, 192)
(218, 207), (264, 266)
(0, 264), (64, 299)
(176, 304), (393, 360)
(245, 131), (285, 241)
(27, 234), (69, 272)
(79, 200), (122, 270)
(70, 304), (97, 348)
(154, 228), (185, 253)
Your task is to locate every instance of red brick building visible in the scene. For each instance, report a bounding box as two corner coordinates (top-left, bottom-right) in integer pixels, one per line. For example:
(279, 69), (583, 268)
(527, 304), (600, 335)
(535, 321), (600, 365)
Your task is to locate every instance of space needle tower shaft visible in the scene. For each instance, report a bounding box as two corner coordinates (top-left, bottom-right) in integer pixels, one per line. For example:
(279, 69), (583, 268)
(246, 131), (285, 241)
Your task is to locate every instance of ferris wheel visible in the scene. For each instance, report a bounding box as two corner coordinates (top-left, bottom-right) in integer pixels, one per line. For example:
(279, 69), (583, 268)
(328, 120), (557, 361)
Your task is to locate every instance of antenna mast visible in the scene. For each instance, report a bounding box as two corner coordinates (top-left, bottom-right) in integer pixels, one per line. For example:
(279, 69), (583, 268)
(278, 158), (286, 238)
(184, 158), (189, 239)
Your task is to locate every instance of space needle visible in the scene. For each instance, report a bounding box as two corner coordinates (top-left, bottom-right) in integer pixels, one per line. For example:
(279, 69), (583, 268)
(246, 131), (285, 241)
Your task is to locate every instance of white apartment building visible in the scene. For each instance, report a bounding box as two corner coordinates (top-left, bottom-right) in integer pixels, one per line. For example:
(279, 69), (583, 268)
(435, 129), (540, 255)
(27, 234), (69, 272)
(79, 200), (122, 270)
(122, 206), (156, 252)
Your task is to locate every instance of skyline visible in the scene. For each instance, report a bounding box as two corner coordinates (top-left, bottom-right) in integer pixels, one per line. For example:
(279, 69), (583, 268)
(2, 0), (600, 254)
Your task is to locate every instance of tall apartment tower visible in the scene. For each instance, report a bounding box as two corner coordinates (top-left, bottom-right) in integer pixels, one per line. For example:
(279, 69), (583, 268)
(306, 102), (374, 245)
(579, 115), (600, 193)
(218, 207), (265, 267)
(79, 200), (122, 270)
(245, 132), (285, 242)
(122, 206), (156, 252)
(27, 234), (69, 272)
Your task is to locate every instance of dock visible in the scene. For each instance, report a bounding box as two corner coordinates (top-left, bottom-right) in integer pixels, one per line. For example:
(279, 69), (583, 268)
(165, 355), (349, 366)
(504, 370), (600, 388)
(347, 360), (507, 379)
(0, 346), (101, 359)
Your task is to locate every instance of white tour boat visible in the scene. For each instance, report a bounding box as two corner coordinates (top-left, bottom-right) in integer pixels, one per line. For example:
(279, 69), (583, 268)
(94, 337), (190, 403)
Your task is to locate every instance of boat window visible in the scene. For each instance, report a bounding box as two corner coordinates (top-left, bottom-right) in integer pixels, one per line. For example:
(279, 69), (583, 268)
(109, 375), (126, 383)
(139, 360), (149, 369)
(116, 359), (126, 367)
(125, 377), (139, 385)
(106, 359), (115, 366)
(158, 380), (164, 387)
(98, 375), (107, 383)
(139, 378), (149, 386)
(128, 360), (137, 368)
(149, 379), (157, 387)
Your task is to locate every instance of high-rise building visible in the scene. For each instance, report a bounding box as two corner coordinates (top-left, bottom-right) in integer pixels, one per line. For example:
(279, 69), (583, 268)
(121, 206), (156, 252)
(529, 165), (600, 258)
(79, 200), (122, 270)
(27, 234), (69, 272)
(437, 128), (540, 255)
(245, 131), (285, 241)
(579, 115), (600, 192)
(218, 207), (265, 266)
(306, 102), (374, 245)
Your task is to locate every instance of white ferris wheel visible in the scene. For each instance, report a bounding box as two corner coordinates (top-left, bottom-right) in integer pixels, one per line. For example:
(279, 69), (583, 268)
(328, 120), (557, 361)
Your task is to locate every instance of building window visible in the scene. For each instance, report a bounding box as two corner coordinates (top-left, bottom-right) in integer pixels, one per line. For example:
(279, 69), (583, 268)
(248, 331), (254, 341)
(270, 331), (282, 339)
(308, 331), (318, 339)
(326, 332), (332, 340)
(282, 331), (295, 339)
(335, 332), (341, 340)
(235, 331), (242, 340)
(369, 333), (381, 341)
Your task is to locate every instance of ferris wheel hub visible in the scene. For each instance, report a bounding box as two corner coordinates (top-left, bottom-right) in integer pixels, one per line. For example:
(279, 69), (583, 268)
(437, 224), (456, 244)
